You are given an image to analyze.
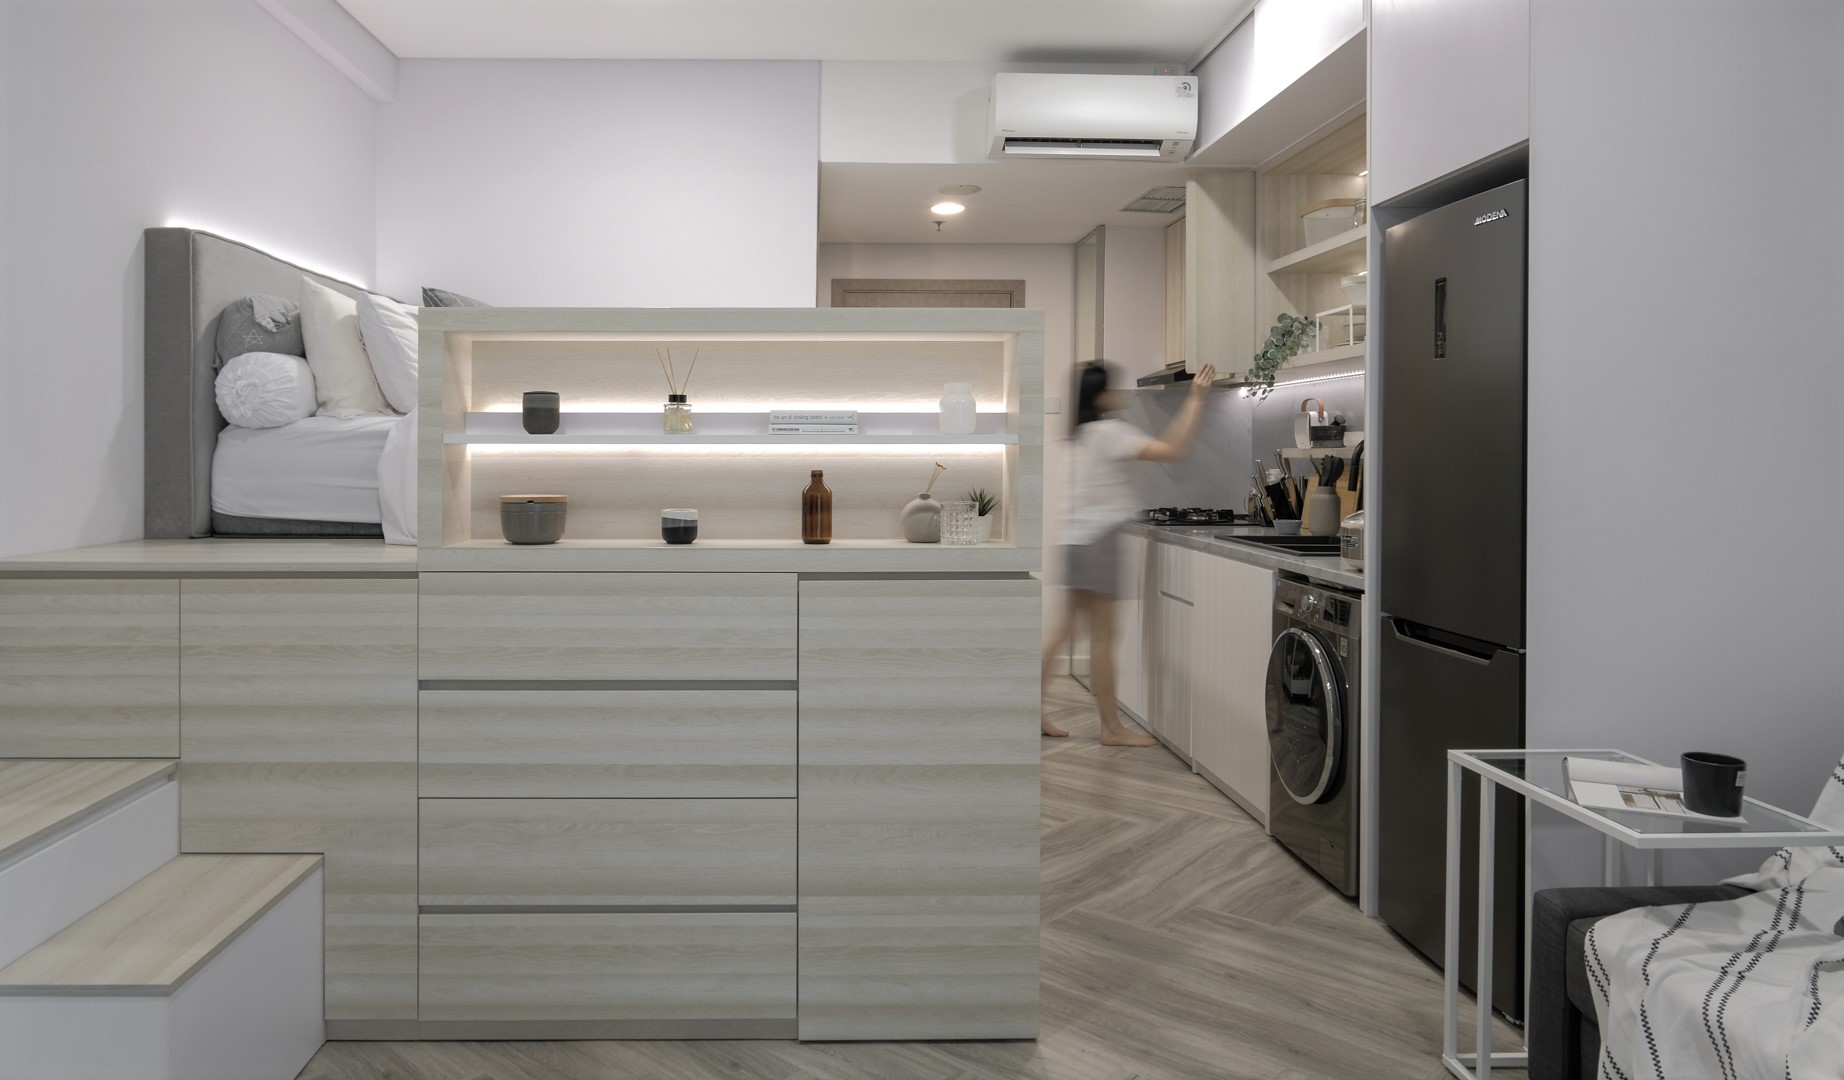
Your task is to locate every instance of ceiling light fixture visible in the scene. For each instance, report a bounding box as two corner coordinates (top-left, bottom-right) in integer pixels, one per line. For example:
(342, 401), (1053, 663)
(1358, 170), (1369, 177)
(930, 201), (965, 215)
(936, 184), (982, 197)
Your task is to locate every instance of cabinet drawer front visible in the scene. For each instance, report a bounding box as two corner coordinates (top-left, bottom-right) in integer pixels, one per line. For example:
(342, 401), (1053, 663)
(418, 690), (796, 798)
(418, 573), (796, 680)
(0, 579), (178, 757)
(418, 799), (796, 908)
(418, 912), (795, 1022)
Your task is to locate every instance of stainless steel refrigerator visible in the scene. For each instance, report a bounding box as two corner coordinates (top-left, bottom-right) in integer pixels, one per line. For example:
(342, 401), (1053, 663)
(1377, 179), (1527, 1020)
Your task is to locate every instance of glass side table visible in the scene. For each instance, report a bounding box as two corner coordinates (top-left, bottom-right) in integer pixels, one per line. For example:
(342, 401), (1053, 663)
(1442, 748), (1844, 1080)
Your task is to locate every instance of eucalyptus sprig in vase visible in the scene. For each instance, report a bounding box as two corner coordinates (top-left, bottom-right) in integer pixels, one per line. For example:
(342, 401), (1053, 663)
(1245, 312), (1317, 400)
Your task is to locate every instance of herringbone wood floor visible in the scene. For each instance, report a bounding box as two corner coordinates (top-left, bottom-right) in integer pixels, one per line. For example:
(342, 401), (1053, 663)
(298, 678), (1522, 1080)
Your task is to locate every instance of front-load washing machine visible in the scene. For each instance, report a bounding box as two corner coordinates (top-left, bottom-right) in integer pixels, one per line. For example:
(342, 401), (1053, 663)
(1266, 576), (1362, 896)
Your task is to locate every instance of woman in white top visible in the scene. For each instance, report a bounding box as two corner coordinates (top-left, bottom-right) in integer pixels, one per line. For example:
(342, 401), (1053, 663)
(1044, 360), (1217, 744)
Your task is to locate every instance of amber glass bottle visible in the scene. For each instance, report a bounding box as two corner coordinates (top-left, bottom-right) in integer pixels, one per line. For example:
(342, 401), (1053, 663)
(802, 470), (832, 545)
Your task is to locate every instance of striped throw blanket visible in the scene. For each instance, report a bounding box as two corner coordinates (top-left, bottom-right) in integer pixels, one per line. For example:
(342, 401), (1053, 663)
(1585, 757), (1844, 1080)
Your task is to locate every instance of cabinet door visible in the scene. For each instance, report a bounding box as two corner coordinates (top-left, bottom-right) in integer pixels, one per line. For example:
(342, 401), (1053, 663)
(1147, 546), (1195, 757)
(797, 578), (1040, 1041)
(1190, 557), (1275, 825)
(0, 580), (178, 757)
(178, 578), (418, 1021)
(1114, 532), (1149, 722)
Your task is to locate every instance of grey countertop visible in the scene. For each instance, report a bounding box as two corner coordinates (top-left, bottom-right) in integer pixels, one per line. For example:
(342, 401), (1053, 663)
(1124, 522), (1365, 591)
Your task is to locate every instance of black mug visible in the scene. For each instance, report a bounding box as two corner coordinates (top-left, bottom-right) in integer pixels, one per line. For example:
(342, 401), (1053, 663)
(1681, 752), (1746, 817)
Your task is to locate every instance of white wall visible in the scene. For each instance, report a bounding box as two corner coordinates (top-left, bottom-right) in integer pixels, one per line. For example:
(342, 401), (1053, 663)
(0, 0), (378, 559)
(376, 60), (819, 306)
(1369, 0), (1529, 205)
(1191, 0), (1365, 151)
(816, 242), (1074, 646)
(1525, 0), (1844, 885)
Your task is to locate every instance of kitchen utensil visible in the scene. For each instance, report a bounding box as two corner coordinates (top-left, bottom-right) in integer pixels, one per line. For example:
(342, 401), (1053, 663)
(1682, 752), (1746, 817)
(1340, 274), (1367, 309)
(1274, 518), (1303, 535)
(1300, 199), (1360, 246)
(1350, 440), (1365, 511)
(1306, 483), (1343, 536)
(500, 494), (567, 544)
(661, 508), (699, 544)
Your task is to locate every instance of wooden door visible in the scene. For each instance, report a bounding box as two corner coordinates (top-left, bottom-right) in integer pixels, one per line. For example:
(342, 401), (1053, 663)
(828, 278), (1026, 308)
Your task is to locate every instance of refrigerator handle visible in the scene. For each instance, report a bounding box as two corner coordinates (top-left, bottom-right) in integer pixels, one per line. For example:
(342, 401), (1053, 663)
(1388, 618), (1497, 666)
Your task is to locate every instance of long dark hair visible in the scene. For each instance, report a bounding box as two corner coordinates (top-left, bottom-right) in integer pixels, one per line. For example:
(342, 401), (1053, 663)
(1073, 361), (1115, 428)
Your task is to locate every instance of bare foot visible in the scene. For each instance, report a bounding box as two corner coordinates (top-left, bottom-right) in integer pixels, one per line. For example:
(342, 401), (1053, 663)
(1041, 722), (1070, 738)
(1098, 726), (1158, 748)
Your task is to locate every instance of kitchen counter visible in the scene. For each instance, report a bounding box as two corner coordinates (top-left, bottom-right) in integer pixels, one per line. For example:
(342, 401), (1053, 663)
(1125, 522), (1364, 591)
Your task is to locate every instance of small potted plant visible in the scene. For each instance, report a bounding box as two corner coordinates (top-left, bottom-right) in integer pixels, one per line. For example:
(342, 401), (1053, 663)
(965, 487), (999, 543)
(1246, 312), (1317, 400)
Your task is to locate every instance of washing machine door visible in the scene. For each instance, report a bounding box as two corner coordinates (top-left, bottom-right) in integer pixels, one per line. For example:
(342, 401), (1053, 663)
(1266, 627), (1343, 804)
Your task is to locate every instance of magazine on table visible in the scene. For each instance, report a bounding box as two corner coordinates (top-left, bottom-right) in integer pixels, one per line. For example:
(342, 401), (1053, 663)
(1562, 757), (1746, 823)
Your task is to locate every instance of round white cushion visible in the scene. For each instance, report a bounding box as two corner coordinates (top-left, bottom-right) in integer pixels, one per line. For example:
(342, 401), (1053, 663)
(215, 351), (319, 429)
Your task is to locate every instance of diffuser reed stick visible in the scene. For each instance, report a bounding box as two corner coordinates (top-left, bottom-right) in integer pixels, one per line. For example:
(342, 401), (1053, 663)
(923, 461), (947, 494)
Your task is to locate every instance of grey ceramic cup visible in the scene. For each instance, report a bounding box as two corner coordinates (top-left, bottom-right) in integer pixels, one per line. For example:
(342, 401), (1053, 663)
(522, 391), (561, 435)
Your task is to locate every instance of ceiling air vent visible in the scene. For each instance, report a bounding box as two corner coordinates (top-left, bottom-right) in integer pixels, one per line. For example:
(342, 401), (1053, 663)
(1121, 186), (1187, 214)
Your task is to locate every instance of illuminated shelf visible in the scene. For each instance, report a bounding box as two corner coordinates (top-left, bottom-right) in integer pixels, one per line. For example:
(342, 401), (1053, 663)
(1265, 229), (1367, 275)
(448, 411), (1017, 445)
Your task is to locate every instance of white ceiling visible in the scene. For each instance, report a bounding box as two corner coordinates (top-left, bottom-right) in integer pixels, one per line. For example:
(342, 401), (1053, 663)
(819, 161), (1194, 245)
(335, 0), (1238, 62)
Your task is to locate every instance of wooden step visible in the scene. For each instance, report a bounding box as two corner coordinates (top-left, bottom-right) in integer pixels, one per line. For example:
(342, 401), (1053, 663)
(0, 853), (320, 995)
(0, 759), (176, 864)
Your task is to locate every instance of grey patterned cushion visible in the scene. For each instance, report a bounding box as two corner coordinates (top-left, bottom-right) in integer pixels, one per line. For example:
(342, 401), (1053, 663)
(215, 294), (302, 366)
(421, 286), (492, 308)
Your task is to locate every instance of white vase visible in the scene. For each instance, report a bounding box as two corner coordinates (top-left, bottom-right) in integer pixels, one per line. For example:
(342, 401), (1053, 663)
(938, 382), (977, 435)
(977, 515), (994, 543)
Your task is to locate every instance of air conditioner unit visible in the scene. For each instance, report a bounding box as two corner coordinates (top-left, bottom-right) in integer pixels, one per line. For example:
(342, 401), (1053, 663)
(988, 73), (1197, 161)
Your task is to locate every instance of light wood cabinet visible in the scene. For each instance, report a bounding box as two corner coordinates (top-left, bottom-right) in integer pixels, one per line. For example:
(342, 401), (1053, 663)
(176, 578), (418, 1021)
(1189, 555), (1277, 826)
(418, 689), (796, 798)
(796, 578), (1040, 1041)
(418, 572), (797, 680)
(1146, 544), (1196, 758)
(418, 798), (796, 908)
(0, 579), (178, 758)
(417, 911), (795, 1025)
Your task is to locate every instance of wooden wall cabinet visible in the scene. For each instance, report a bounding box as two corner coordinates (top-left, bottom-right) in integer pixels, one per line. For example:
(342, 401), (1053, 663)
(796, 577), (1041, 1041)
(0, 579), (178, 758)
(176, 577), (419, 1022)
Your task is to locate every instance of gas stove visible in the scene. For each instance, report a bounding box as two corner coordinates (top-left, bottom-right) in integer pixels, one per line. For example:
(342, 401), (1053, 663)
(1139, 507), (1249, 527)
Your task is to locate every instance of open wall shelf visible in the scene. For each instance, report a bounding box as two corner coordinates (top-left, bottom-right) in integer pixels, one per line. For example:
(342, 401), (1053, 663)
(1265, 228), (1367, 276)
(447, 411), (1018, 445)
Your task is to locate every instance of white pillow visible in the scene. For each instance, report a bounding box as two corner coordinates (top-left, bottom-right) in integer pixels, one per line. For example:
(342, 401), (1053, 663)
(214, 352), (318, 429)
(300, 277), (391, 418)
(356, 291), (419, 414)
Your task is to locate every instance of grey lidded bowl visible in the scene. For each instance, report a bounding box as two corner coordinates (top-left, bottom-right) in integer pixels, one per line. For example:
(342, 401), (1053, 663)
(500, 495), (567, 544)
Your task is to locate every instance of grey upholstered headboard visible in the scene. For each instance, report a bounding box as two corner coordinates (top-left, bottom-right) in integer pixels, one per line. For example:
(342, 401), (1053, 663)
(142, 228), (372, 538)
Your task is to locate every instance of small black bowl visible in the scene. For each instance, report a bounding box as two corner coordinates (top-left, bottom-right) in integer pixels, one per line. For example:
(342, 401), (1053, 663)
(661, 509), (698, 545)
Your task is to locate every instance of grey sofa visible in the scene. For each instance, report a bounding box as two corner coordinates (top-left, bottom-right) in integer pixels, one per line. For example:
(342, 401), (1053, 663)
(1527, 884), (1752, 1080)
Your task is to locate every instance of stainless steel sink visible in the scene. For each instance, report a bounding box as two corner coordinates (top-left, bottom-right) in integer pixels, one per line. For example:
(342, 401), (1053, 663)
(1213, 533), (1343, 556)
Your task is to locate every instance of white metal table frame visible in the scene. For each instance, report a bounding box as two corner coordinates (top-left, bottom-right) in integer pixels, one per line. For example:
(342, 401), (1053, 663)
(1441, 747), (1844, 1080)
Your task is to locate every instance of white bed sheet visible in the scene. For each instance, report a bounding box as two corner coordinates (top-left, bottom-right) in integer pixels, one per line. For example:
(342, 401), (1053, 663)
(212, 414), (399, 524)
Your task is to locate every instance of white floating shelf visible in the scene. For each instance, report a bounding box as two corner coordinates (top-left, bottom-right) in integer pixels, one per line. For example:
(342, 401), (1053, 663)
(1278, 446), (1358, 459)
(1266, 229), (1367, 275)
(1285, 342), (1366, 369)
(447, 410), (1017, 445)
(449, 433), (1018, 445)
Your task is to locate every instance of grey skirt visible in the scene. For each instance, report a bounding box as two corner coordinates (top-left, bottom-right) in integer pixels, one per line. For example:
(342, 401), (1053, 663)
(1062, 531), (1122, 598)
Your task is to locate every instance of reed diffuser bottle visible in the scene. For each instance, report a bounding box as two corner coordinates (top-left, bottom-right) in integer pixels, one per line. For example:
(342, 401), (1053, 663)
(657, 347), (699, 434)
(802, 470), (832, 545)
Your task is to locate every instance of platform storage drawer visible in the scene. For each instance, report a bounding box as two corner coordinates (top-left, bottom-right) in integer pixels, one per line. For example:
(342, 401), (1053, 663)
(417, 798), (796, 908)
(417, 911), (796, 1027)
(417, 689), (797, 798)
(417, 573), (798, 681)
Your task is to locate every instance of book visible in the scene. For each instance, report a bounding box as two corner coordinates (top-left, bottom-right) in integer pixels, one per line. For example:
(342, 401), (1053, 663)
(1563, 757), (1745, 822)
(770, 410), (859, 426)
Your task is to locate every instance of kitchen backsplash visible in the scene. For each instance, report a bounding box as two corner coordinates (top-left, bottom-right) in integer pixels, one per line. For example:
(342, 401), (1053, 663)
(1109, 376), (1367, 512)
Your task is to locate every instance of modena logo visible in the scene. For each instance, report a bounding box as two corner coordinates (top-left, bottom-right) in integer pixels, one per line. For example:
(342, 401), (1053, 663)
(1474, 209), (1509, 226)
